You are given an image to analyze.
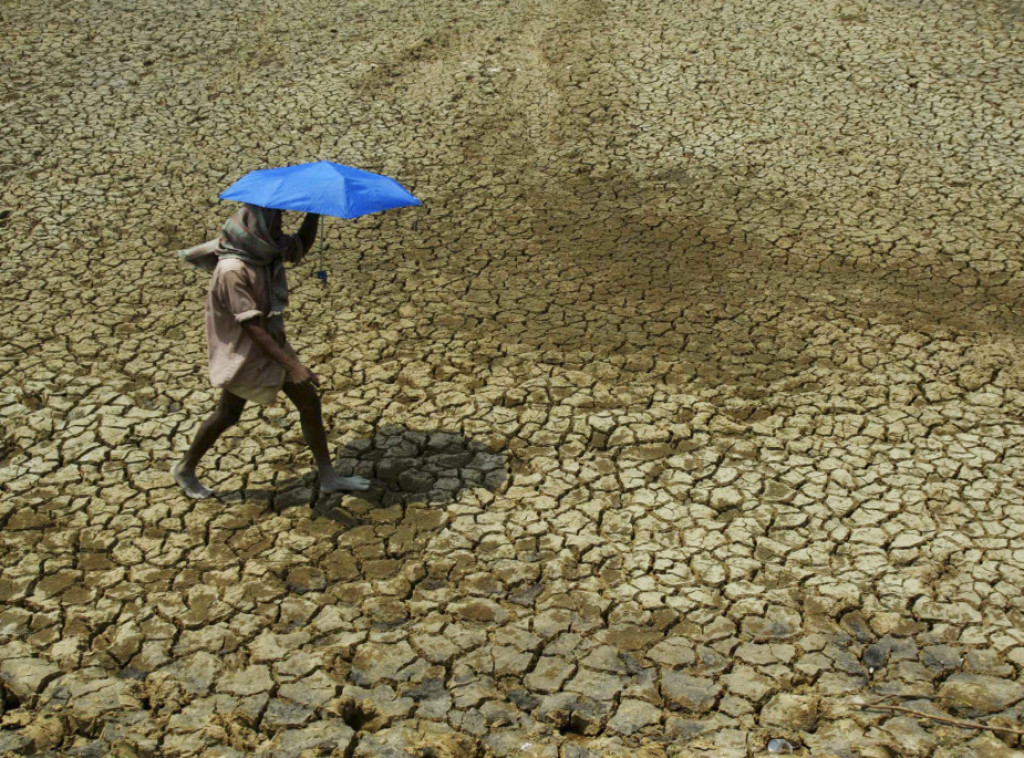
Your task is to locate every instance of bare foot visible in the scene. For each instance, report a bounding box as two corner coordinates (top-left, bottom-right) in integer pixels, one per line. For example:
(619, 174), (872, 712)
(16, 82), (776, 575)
(172, 460), (215, 499)
(320, 470), (371, 494)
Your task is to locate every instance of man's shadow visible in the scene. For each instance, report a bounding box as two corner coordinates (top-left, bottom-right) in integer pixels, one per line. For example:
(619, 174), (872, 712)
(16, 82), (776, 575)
(217, 425), (508, 525)
(314, 424), (510, 523)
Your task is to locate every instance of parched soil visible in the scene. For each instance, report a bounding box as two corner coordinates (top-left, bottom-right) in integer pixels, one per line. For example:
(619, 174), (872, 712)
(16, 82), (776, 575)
(1, 0), (1023, 755)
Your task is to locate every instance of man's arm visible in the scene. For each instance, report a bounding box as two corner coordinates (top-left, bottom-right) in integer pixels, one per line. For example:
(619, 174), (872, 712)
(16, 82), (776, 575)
(243, 320), (318, 385)
(298, 212), (319, 254)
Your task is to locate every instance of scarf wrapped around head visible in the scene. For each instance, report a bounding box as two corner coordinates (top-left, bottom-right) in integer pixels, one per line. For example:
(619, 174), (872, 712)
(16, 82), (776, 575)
(179, 204), (291, 335)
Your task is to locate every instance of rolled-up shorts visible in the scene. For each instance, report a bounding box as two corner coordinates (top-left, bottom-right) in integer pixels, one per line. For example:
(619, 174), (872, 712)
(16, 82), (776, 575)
(224, 376), (284, 404)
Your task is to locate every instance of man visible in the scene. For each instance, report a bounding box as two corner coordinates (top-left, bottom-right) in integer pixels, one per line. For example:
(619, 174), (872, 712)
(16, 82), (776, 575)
(173, 203), (369, 500)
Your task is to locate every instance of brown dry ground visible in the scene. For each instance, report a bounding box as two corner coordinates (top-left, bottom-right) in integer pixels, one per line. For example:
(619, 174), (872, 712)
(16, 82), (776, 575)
(2, 0), (1024, 756)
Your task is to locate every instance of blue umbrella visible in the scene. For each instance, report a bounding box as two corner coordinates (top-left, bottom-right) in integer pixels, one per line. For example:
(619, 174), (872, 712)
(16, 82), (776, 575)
(220, 161), (421, 285)
(220, 161), (421, 218)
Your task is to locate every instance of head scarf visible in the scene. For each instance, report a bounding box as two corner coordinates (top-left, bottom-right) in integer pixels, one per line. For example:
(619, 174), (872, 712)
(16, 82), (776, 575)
(179, 204), (292, 335)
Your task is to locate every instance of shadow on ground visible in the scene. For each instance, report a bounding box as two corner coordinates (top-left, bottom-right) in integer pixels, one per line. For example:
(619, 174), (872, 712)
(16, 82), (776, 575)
(218, 473), (316, 511)
(316, 424), (509, 520)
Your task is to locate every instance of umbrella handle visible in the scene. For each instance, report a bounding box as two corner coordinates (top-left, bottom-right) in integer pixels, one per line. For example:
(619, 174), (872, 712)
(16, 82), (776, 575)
(317, 214), (327, 287)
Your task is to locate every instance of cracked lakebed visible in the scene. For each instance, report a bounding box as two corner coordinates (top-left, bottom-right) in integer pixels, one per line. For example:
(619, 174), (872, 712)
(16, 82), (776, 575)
(1, 0), (1024, 756)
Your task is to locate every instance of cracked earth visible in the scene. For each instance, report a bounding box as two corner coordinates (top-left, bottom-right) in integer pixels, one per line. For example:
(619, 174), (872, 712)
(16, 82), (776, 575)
(2, 0), (1024, 756)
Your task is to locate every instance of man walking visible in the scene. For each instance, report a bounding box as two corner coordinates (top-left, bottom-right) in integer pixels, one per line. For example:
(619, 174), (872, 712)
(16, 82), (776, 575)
(173, 203), (369, 500)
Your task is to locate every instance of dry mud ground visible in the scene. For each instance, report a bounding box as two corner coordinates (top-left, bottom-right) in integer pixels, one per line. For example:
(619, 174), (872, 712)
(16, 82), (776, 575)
(2, 0), (1024, 755)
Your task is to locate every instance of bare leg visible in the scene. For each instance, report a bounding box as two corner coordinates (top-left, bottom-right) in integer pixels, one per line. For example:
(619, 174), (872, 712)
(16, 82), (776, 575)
(173, 390), (247, 499)
(282, 380), (369, 493)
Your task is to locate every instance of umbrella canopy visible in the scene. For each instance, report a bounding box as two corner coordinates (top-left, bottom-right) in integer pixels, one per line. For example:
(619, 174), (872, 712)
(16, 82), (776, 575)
(219, 161), (421, 219)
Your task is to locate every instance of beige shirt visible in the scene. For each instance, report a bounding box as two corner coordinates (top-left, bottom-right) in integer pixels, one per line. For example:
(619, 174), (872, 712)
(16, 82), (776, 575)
(206, 258), (300, 388)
